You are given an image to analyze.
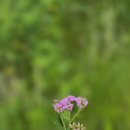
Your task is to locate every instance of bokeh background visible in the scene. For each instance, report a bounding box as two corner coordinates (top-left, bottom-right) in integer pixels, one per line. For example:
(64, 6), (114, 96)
(0, 0), (130, 130)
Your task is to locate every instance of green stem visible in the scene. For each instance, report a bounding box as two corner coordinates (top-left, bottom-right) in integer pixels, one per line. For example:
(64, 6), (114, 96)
(68, 111), (71, 121)
(60, 115), (67, 130)
(69, 109), (83, 123)
(62, 114), (70, 121)
(67, 112), (71, 130)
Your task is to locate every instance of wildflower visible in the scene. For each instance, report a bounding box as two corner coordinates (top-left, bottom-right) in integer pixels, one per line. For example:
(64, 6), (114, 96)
(53, 96), (88, 130)
(69, 122), (86, 130)
(76, 97), (88, 109)
(68, 96), (77, 102)
(53, 96), (88, 113)
(53, 102), (64, 113)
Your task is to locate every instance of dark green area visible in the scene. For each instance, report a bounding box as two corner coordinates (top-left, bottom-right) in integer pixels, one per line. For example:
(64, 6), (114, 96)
(0, 0), (130, 130)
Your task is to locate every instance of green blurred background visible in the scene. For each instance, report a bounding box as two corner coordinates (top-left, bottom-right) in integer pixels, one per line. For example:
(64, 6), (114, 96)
(0, 0), (130, 130)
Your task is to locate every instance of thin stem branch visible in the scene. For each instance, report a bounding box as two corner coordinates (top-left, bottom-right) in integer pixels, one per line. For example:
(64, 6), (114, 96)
(67, 111), (71, 130)
(69, 109), (83, 123)
(60, 115), (67, 130)
(62, 114), (70, 121)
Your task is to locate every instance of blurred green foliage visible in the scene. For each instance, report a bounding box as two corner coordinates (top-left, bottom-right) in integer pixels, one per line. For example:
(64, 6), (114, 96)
(0, 0), (130, 130)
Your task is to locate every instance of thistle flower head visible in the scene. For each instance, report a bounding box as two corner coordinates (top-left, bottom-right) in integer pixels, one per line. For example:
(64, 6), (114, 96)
(53, 96), (88, 113)
(76, 97), (88, 108)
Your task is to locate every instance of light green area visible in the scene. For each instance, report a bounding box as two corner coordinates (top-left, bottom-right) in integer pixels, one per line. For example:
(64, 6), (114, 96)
(0, 0), (130, 130)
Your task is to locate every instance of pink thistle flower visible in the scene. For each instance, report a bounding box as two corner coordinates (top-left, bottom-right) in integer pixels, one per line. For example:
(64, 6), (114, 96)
(67, 96), (77, 102)
(76, 97), (88, 109)
(53, 96), (88, 113)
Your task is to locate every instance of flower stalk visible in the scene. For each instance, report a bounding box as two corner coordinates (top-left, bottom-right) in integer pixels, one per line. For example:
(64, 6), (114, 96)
(60, 115), (67, 130)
